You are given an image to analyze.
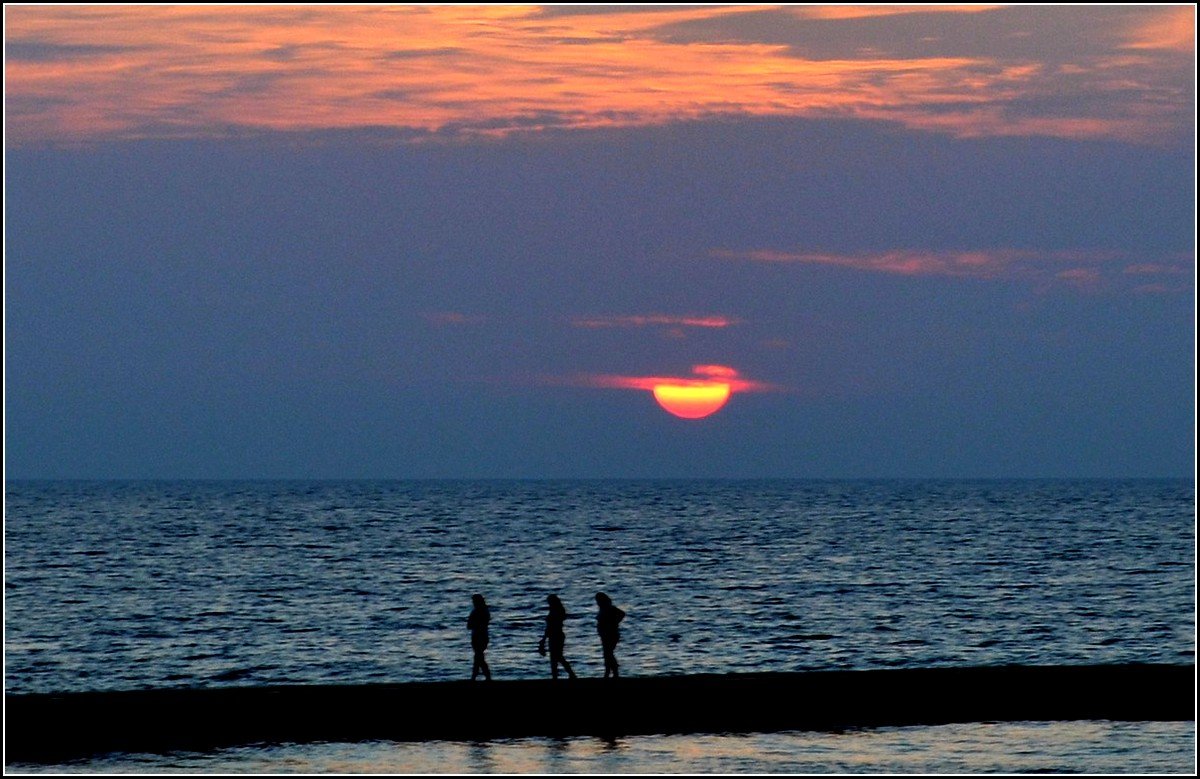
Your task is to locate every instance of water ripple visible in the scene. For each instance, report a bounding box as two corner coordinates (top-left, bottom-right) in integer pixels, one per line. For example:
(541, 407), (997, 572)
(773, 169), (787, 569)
(4, 479), (1195, 694)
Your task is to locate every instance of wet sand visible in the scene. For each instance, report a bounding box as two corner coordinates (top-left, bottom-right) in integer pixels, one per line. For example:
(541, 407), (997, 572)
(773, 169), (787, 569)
(5, 663), (1191, 764)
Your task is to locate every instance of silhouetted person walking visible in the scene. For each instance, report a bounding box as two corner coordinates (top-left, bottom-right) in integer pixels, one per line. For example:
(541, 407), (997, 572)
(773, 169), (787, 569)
(468, 594), (491, 680)
(595, 592), (625, 678)
(538, 594), (577, 680)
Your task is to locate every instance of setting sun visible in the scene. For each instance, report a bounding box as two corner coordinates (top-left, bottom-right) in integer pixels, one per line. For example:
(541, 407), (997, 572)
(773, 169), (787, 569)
(652, 382), (732, 419)
(564, 363), (773, 420)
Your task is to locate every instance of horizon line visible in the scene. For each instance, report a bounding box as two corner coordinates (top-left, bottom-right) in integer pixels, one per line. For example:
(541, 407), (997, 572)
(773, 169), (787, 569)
(5, 475), (1192, 483)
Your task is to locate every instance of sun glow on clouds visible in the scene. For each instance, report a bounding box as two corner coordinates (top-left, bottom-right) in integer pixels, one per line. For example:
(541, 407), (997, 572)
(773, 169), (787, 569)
(568, 364), (774, 420)
(1123, 6), (1196, 52)
(4, 5), (1192, 146)
(791, 5), (1003, 21)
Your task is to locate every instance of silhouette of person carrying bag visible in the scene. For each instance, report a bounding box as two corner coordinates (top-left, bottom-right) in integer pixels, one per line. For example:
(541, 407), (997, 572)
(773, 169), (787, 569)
(594, 592), (626, 679)
(538, 594), (577, 680)
(467, 593), (492, 681)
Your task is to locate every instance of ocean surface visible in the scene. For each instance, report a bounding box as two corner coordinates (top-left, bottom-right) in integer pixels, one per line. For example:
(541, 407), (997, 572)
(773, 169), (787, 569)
(5, 479), (1195, 772)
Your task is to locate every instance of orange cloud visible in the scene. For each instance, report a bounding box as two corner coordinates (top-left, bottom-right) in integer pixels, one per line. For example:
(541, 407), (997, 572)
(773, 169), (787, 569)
(4, 5), (1191, 146)
(1122, 6), (1195, 52)
(692, 364), (739, 379)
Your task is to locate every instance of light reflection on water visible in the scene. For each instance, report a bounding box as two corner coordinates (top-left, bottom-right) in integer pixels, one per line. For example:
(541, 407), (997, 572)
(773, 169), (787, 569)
(15, 721), (1195, 774)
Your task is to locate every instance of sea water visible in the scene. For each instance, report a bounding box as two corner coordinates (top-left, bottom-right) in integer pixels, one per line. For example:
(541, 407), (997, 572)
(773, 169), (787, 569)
(5, 479), (1195, 772)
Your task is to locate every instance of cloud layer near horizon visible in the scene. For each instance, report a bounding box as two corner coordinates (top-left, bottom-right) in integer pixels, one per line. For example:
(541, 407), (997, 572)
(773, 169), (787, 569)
(551, 364), (776, 394)
(6, 5), (1193, 146)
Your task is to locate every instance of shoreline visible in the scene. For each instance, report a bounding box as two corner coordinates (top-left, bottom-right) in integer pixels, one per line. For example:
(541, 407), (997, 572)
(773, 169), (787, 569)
(5, 663), (1192, 764)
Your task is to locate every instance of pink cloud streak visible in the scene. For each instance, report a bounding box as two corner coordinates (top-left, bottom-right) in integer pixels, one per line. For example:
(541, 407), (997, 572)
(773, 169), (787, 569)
(711, 248), (1192, 291)
(712, 248), (1121, 277)
(571, 314), (739, 329)
(557, 364), (778, 394)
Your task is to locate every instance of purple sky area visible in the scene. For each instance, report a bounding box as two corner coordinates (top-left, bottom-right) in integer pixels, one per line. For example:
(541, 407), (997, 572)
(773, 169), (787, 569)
(5, 5), (1195, 478)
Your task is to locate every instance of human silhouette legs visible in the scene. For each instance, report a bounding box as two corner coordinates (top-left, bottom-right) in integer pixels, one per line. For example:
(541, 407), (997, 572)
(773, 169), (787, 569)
(550, 645), (576, 680)
(602, 640), (619, 678)
(472, 646), (491, 680)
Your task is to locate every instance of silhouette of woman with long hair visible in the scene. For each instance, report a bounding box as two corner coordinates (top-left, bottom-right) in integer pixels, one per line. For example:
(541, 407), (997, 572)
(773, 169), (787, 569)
(538, 594), (577, 680)
(594, 592), (626, 679)
(467, 593), (492, 681)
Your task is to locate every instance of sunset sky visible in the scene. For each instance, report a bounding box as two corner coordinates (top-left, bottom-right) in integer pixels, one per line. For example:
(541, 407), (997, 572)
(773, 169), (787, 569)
(5, 4), (1195, 478)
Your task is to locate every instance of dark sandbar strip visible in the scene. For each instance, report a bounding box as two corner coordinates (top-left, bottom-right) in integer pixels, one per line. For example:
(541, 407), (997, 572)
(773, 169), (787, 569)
(5, 663), (1192, 764)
